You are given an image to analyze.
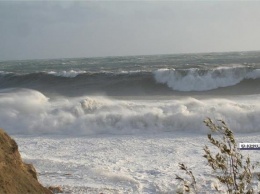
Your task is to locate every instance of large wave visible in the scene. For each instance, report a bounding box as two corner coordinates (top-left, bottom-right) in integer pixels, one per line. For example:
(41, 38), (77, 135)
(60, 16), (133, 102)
(154, 67), (260, 91)
(0, 67), (260, 96)
(0, 89), (259, 135)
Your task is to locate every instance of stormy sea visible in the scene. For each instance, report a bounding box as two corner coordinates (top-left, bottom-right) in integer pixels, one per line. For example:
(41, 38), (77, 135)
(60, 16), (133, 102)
(1, 51), (260, 193)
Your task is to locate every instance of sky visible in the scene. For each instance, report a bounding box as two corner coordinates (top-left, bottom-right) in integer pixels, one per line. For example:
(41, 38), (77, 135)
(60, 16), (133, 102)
(1, 1), (260, 60)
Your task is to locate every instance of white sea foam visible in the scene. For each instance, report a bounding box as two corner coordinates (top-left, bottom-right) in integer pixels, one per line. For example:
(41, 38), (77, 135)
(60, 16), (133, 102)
(1, 89), (260, 135)
(118, 70), (146, 74)
(15, 133), (260, 193)
(47, 70), (86, 77)
(154, 68), (260, 91)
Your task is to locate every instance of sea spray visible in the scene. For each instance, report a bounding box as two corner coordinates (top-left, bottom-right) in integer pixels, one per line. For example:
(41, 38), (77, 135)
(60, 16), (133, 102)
(154, 67), (260, 91)
(0, 88), (259, 135)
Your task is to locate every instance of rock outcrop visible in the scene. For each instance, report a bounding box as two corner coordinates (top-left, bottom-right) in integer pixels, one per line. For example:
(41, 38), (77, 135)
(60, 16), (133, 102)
(0, 128), (52, 194)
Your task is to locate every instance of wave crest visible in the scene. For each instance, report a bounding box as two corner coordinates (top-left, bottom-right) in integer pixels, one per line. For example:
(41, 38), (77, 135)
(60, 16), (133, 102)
(47, 70), (86, 78)
(154, 67), (260, 91)
(0, 91), (260, 135)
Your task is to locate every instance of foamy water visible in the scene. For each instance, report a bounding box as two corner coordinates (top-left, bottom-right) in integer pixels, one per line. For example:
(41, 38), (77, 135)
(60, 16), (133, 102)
(15, 133), (260, 193)
(1, 88), (260, 193)
(154, 67), (260, 91)
(1, 89), (260, 135)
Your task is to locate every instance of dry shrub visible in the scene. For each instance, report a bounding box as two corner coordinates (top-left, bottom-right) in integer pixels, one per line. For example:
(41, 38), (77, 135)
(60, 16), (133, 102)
(176, 118), (260, 194)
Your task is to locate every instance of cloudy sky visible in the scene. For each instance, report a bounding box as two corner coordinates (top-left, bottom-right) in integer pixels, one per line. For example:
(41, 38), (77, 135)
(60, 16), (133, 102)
(1, 1), (260, 60)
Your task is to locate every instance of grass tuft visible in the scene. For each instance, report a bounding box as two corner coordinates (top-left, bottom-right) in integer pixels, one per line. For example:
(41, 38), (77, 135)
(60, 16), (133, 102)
(176, 118), (260, 193)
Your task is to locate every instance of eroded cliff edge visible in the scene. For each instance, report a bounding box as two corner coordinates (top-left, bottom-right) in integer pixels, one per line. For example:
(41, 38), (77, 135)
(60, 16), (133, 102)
(0, 128), (52, 194)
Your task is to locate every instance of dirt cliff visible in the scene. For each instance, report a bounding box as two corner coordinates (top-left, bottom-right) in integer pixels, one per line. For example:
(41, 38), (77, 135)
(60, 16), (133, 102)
(0, 128), (52, 194)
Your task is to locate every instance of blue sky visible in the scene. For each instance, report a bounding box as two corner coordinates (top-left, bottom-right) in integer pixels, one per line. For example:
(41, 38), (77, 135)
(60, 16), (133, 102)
(1, 1), (260, 60)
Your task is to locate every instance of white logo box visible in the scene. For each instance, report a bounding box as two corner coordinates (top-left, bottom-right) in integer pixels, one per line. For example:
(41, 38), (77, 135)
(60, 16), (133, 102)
(239, 143), (260, 150)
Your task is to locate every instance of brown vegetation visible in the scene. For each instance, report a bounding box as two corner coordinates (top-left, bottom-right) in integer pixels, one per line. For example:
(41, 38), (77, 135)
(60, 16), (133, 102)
(176, 118), (260, 193)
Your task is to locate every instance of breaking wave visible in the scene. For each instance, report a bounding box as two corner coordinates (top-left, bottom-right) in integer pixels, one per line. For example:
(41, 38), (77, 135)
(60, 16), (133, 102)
(0, 67), (260, 95)
(0, 89), (259, 135)
(154, 67), (260, 91)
